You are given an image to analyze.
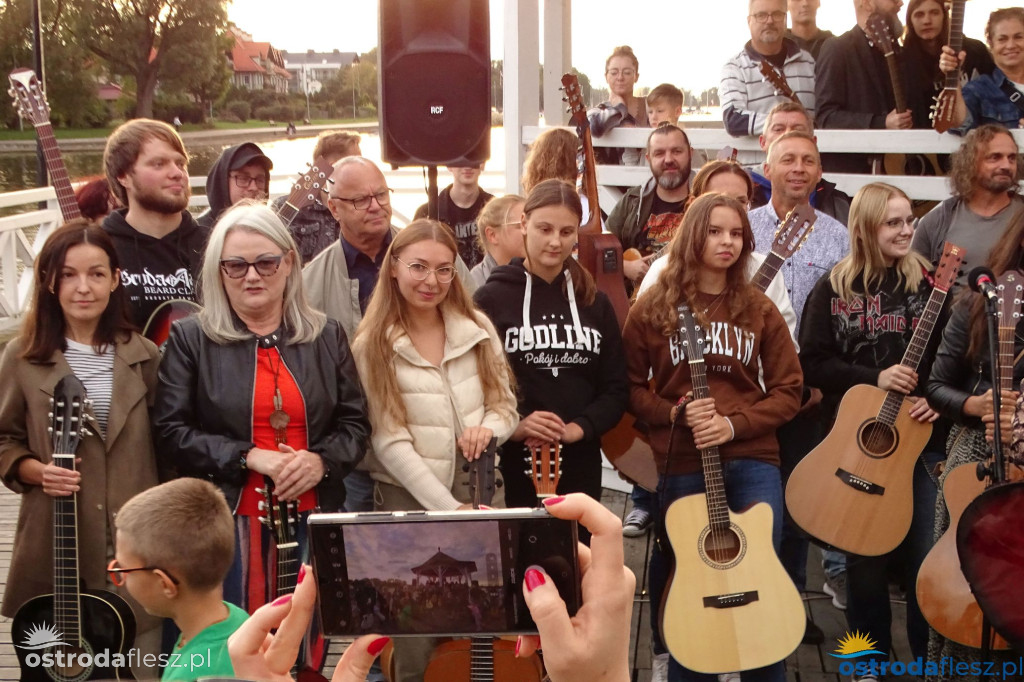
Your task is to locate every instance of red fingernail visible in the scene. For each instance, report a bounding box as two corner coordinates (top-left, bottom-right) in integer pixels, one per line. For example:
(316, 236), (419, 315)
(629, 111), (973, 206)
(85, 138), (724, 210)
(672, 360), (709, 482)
(271, 594), (292, 606)
(298, 565), (307, 584)
(525, 567), (546, 592)
(542, 495), (565, 506)
(367, 636), (391, 656)
(515, 637), (522, 657)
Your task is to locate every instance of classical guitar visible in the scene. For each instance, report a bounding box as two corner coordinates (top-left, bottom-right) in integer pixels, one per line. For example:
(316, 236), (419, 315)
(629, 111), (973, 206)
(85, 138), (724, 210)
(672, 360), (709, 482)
(604, 205), (817, 494)
(661, 304), (804, 673)
(757, 61), (801, 105)
(8, 68), (82, 221)
(561, 73), (630, 329)
(12, 375), (137, 682)
(864, 13), (942, 176)
(957, 479), (1024, 652)
(916, 269), (1024, 649)
(931, 0), (966, 133)
(141, 157), (334, 347)
(528, 442), (563, 500)
(422, 439), (544, 682)
(785, 242), (965, 556)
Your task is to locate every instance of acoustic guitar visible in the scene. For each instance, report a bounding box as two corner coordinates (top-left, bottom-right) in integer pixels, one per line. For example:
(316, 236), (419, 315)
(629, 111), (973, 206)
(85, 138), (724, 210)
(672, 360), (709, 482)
(785, 242), (965, 556)
(916, 269), (1024, 649)
(661, 304), (804, 673)
(7, 68), (82, 222)
(603, 204), (817, 493)
(956, 479), (1024, 652)
(757, 61), (801, 105)
(141, 156), (335, 347)
(864, 13), (943, 176)
(561, 73), (630, 329)
(931, 0), (967, 133)
(12, 375), (137, 682)
(422, 440), (544, 682)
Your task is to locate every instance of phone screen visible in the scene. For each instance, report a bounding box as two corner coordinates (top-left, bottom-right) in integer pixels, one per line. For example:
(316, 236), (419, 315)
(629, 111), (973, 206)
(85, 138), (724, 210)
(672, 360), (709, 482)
(310, 511), (579, 637)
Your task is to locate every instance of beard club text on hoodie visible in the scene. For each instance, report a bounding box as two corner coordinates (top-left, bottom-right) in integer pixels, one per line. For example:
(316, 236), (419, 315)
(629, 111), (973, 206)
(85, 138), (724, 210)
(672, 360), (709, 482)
(102, 208), (209, 330)
(473, 258), (628, 449)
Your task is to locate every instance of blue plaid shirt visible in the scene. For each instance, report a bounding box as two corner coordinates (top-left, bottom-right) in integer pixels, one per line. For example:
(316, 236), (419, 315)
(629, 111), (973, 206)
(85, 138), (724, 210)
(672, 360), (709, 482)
(749, 203), (849, 334)
(955, 68), (1023, 135)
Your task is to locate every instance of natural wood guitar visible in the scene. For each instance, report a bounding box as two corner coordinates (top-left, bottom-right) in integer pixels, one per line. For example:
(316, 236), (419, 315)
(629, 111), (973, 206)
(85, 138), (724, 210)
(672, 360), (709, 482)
(916, 268), (1024, 648)
(604, 205), (817, 493)
(785, 242), (965, 556)
(758, 61), (801, 105)
(661, 304), (804, 674)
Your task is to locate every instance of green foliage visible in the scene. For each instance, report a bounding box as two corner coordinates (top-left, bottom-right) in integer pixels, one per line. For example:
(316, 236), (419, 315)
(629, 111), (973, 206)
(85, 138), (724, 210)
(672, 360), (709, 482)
(312, 52), (377, 119)
(153, 92), (204, 124)
(225, 100), (250, 122)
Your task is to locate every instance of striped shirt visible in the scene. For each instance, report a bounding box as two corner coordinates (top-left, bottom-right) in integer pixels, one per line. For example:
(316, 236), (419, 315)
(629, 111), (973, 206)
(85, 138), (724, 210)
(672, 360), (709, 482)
(720, 39), (816, 137)
(64, 339), (115, 438)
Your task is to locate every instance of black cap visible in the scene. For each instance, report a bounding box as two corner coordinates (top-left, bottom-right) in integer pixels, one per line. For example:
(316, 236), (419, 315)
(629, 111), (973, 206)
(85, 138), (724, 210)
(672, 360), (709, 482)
(231, 145), (273, 172)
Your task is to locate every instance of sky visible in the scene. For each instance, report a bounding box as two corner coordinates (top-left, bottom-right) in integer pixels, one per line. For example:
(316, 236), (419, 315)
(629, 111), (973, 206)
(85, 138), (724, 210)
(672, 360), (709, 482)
(227, 0), (1010, 93)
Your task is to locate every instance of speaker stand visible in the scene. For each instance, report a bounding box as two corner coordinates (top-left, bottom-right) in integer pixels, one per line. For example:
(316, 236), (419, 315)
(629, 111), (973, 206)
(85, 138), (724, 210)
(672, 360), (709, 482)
(427, 165), (439, 221)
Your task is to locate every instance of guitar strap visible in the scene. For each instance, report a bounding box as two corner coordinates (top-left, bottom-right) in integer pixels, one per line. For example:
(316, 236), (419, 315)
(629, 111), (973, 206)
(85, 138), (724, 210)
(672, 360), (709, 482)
(997, 78), (1024, 118)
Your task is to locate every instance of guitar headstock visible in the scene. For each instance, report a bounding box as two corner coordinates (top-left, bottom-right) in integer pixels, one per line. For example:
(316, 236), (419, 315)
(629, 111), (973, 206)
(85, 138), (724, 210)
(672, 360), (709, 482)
(8, 68), (51, 127)
(284, 155), (332, 213)
(865, 12), (898, 57)
(931, 91), (957, 133)
(770, 204), (817, 260)
(676, 303), (708, 362)
(465, 437), (499, 509)
(560, 73), (588, 136)
(997, 270), (1024, 329)
(529, 443), (562, 498)
(258, 479), (297, 547)
(931, 241), (966, 293)
(757, 61), (793, 99)
(49, 375), (88, 466)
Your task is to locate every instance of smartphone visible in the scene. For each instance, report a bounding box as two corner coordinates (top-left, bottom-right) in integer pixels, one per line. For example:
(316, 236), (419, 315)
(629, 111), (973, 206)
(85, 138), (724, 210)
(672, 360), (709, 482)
(308, 508), (581, 637)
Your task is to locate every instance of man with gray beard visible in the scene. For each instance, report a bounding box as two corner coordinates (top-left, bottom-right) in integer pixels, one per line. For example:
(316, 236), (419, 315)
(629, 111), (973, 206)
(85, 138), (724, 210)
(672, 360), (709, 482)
(101, 118), (209, 330)
(606, 124), (696, 289)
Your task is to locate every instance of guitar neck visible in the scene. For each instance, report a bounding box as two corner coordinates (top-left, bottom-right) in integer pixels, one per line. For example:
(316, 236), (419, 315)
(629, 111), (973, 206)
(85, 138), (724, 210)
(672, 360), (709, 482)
(999, 326), (1015, 394)
(275, 202), (300, 228)
(885, 54), (908, 113)
(35, 122), (82, 222)
(53, 454), (82, 642)
(751, 251), (785, 294)
(579, 127), (601, 236)
(687, 348), (730, 531)
(944, 1), (966, 90)
(275, 501), (300, 599)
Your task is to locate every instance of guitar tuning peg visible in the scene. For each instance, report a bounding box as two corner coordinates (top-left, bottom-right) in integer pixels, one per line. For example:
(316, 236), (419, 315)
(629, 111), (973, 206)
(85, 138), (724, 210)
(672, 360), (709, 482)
(495, 479), (503, 488)
(462, 462), (470, 472)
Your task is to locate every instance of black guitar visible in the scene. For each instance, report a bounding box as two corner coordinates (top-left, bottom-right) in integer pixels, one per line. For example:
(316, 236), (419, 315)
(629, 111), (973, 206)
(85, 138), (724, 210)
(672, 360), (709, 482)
(12, 375), (137, 681)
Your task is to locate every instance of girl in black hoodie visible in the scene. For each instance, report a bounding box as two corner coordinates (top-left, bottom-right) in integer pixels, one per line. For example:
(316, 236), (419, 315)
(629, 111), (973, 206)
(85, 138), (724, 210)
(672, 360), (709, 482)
(474, 180), (627, 524)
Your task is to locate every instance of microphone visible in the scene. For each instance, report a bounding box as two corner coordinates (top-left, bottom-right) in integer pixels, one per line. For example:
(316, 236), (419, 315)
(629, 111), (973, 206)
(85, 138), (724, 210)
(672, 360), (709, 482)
(968, 267), (999, 302)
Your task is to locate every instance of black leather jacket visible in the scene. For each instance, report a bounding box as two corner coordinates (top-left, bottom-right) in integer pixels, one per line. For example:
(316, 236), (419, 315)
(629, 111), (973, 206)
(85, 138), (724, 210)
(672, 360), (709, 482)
(925, 296), (1024, 425)
(153, 316), (370, 512)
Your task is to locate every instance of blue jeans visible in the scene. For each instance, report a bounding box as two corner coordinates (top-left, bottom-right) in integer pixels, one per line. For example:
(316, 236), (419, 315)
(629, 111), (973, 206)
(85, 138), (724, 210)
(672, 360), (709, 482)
(845, 451), (943, 664)
(822, 549), (847, 580)
(648, 459), (786, 682)
(631, 484), (656, 513)
(343, 469), (375, 512)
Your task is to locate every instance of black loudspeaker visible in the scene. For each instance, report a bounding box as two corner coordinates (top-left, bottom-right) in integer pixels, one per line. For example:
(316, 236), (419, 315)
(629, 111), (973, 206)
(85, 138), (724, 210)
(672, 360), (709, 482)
(378, 0), (490, 167)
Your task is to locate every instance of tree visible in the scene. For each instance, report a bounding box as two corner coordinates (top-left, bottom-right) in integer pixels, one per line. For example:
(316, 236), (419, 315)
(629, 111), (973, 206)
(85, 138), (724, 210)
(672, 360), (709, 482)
(159, 28), (233, 119)
(67, 0), (229, 119)
(698, 87), (720, 107)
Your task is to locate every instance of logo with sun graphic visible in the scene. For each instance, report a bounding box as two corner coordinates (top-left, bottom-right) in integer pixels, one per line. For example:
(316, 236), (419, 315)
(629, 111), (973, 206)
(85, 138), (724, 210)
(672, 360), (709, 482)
(829, 631), (886, 659)
(15, 622), (65, 650)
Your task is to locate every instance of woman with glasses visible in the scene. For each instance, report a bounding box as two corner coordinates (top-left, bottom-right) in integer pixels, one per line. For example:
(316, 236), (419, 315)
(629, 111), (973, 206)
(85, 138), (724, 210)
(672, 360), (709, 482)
(153, 202), (369, 670)
(0, 220), (163, 666)
(197, 143), (274, 229)
(799, 182), (946, 669)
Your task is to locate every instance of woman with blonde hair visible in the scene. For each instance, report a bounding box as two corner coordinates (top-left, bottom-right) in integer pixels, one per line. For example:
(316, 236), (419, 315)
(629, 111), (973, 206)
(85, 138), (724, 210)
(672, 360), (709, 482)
(469, 194), (526, 288)
(799, 182), (944, 667)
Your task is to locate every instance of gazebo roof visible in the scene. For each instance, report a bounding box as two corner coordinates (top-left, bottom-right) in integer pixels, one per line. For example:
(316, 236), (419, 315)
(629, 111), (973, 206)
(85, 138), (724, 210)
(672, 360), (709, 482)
(411, 549), (477, 578)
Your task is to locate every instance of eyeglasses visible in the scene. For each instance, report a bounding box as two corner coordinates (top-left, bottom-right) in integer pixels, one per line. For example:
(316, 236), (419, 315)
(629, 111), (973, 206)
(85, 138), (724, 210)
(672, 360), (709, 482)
(219, 254), (285, 279)
(606, 68), (636, 78)
(107, 559), (180, 586)
(329, 189), (393, 210)
(394, 257), (456, 283)
(882, 217), (915, 229)
(230, 173), (267, 190)
(750, 11), (787, 22)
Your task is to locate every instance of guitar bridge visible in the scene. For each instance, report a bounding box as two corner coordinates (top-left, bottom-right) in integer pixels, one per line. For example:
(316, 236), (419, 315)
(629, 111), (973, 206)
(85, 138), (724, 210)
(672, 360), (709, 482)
(702, 591), (759, 608)
(835, 468), (885, 495)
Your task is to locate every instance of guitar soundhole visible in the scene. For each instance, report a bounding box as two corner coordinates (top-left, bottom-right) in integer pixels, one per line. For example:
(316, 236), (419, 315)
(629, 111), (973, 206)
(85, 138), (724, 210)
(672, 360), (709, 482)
(700, 526), (744, 567)
(48, 643), (93, 682)
(857, 420), (898, 458)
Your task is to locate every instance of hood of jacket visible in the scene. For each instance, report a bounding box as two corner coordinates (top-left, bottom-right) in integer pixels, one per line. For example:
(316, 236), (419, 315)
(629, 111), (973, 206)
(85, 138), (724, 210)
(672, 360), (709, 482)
(201, 142), (272, 227)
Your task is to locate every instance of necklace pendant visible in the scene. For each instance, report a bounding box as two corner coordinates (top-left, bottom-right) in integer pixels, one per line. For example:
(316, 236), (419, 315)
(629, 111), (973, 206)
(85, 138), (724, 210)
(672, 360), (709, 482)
(269, 409), (290, 431)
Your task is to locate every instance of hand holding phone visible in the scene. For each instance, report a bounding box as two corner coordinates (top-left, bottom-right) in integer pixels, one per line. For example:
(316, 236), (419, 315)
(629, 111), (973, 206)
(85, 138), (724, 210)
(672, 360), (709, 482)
(516, 495), (634, 682)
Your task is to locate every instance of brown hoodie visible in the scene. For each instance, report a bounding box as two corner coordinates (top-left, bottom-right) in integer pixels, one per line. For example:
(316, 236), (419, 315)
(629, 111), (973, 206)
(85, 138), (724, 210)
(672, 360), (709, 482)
(622, 289), (803, 476)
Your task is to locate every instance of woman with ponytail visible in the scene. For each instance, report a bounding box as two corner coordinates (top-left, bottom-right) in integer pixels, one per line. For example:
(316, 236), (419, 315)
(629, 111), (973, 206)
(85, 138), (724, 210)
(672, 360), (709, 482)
(474, 179), (628, 530)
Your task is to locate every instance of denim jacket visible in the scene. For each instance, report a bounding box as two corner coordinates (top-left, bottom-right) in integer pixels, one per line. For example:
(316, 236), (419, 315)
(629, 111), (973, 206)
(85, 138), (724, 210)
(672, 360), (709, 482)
(955, 68), (1023, 135)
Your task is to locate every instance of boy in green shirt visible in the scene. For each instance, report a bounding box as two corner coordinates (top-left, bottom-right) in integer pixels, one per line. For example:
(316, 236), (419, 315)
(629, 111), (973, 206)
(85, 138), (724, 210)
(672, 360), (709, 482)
(111, 478), (247, 680)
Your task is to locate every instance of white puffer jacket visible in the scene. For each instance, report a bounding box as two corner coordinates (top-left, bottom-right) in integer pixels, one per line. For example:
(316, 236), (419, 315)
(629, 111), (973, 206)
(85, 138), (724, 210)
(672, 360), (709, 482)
(354, 308), (518, 510)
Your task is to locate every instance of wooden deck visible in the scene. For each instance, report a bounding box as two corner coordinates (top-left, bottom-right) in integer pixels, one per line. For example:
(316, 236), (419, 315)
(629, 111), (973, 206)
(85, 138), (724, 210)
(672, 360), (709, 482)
(0, 485), (912, 681)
